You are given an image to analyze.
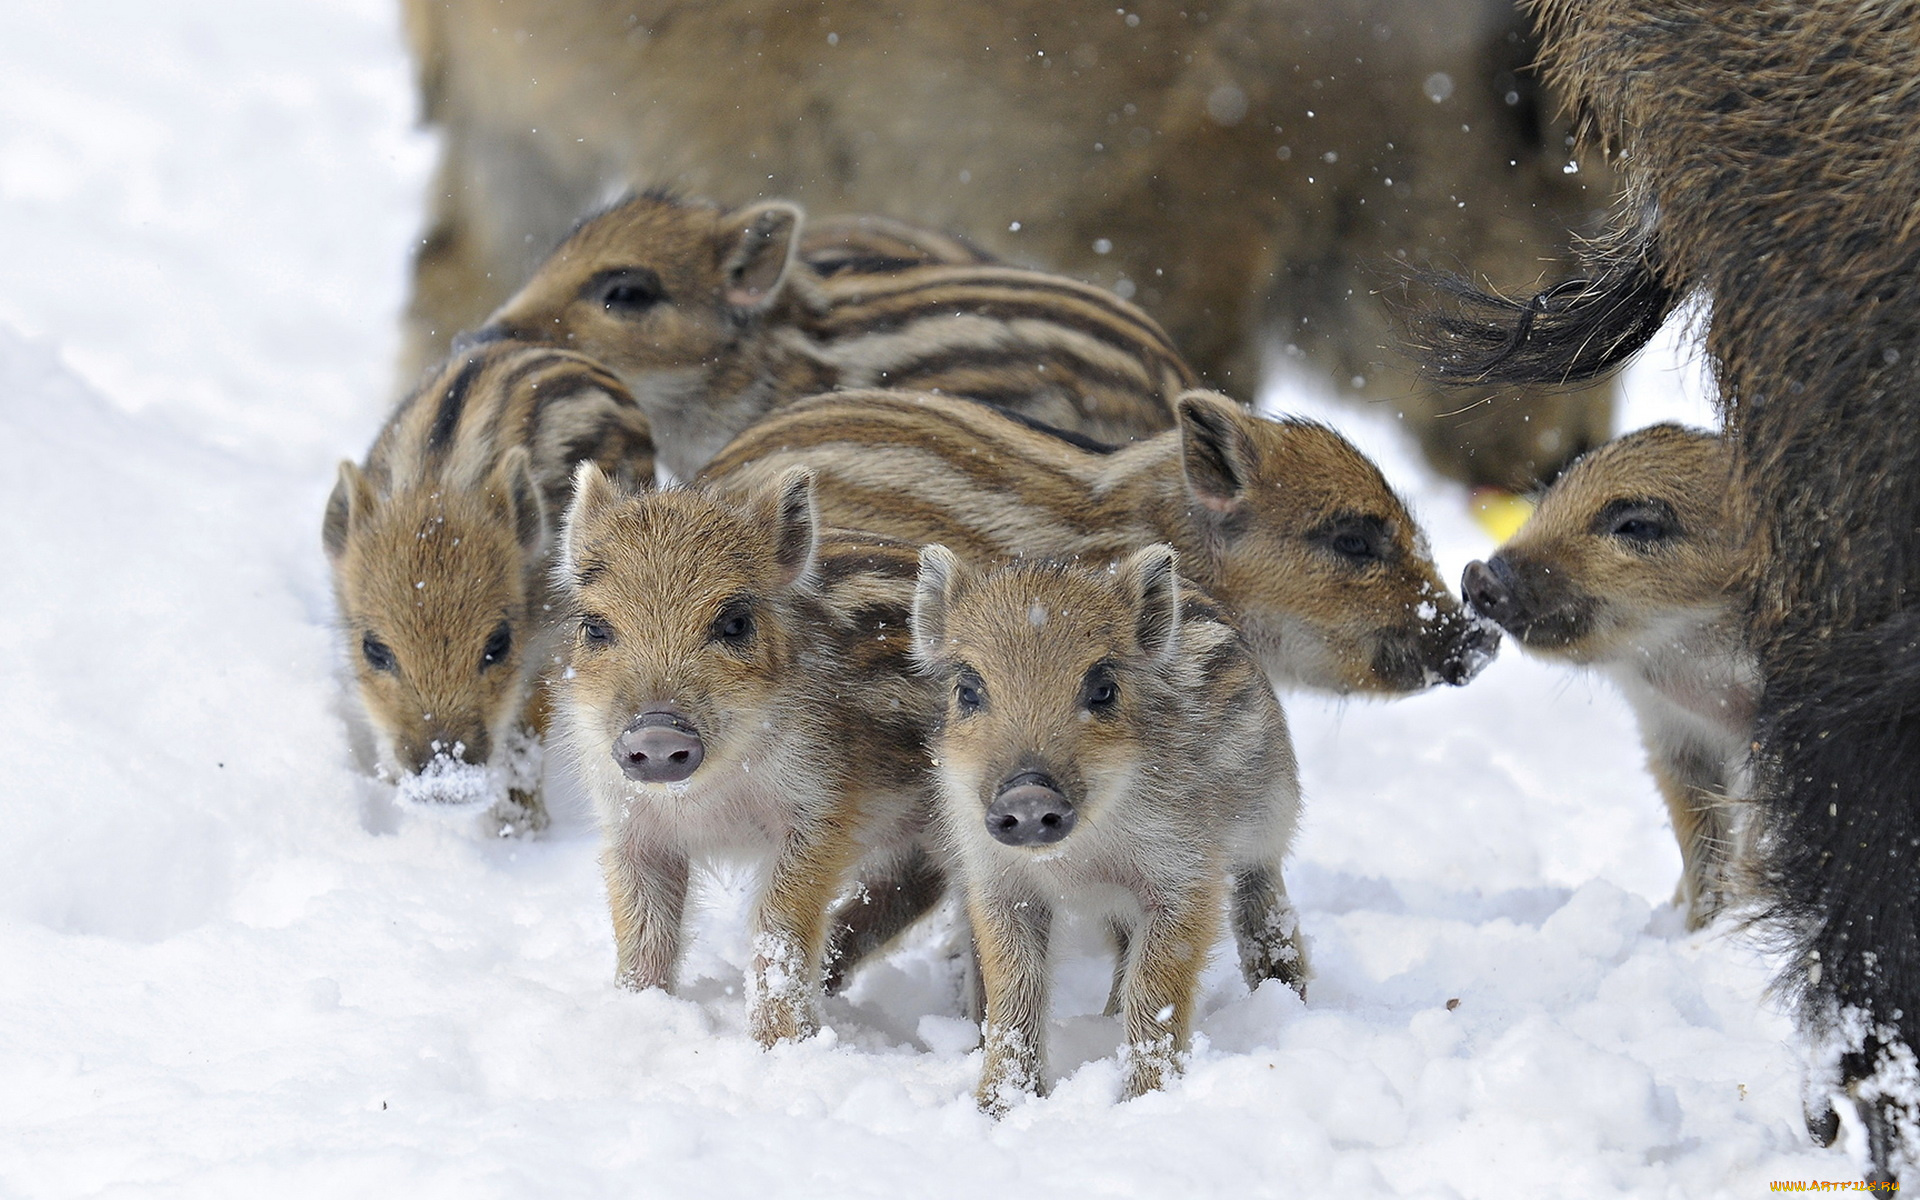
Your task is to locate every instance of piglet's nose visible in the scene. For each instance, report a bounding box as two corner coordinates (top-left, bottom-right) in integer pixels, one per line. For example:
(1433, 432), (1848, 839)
(1462, 559), (1521, 628)
(614, 710), (704, 784)
(985, 771), (1077, 847)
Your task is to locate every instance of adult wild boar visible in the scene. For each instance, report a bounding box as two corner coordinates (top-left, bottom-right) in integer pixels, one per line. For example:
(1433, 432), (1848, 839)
(1415, 0), (1920, 1182)
(398, 0), (1612, 486)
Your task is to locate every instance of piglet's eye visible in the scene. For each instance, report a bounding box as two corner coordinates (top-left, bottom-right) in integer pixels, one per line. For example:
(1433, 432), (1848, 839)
(580, 616), (615, 646)
(954, 670), (985, 715)
(362, 633), (397, 673)
(1082, 666), (1119, 713)
(587, 268), (665, 316)
(711, 600), (754, 645)
(1596, 499), (1679, 548)
(480, 623), (513, 669)
(1312, 514), (1389, 566)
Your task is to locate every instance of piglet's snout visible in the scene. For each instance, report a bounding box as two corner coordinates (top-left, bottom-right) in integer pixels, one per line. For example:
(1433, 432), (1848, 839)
(985, 771), (1077, 847)
(1462, 558), (1523, 629)
(614, 710), (705, 784)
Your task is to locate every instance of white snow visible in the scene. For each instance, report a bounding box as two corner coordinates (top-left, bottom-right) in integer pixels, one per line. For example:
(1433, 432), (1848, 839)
(0, 1), (1849, 1195)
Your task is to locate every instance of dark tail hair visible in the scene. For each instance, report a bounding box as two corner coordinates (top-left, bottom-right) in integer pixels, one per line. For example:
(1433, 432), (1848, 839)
(1406, 208), (1686, 388)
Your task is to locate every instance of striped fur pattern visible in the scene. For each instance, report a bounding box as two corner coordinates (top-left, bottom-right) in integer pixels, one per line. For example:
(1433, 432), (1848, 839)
(704, 388), (1494, 698)
(323, 342), (654, 833)
(553, 467), (940, 1046)
(478, 192), (1196, 478)
(399, 0), (1622, 488)
(912, 547), (1303, 1113)
(1462, 425), (1753, 930)
(797, 211), (996, 278)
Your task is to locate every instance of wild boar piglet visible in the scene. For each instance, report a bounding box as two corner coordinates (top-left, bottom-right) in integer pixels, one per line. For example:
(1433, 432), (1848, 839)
(1462, 424), (1752, 927)
(477, 192), (1194, 476)
(554, 465), (938, 1046)
(707, 388), (1497, 699)
(912, 544), (1304, 1113)
(324, 342), (653, 833)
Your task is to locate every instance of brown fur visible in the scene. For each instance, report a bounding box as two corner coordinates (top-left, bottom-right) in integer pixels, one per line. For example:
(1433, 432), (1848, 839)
(553, 467), (939, 1045)
(478, 192), (1195, 477)
(323, 342), (654, 832)
(704, 388), (1495, 697)
(1463, 425), (1753, 928)
(912, 547), (1302, 1112)
(398, 0), (1616, 486)
(1407, 1), (1920, 1177)
(798, 212), (997, 277)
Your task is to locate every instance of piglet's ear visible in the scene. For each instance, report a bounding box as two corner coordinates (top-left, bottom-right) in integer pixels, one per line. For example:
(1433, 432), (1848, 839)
(1177, 390), (1258, 515)
(560, 460), (622, 579)
(764, 467), (819, 588)
(911, 544), (965, 667)
(323, 460), (374, 562)
(723, 201), (802, 311)
(1119, 543), (1182, 660)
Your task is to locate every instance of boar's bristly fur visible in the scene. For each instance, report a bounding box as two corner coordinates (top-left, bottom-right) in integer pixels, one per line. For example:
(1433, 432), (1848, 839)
(398, 0), (1617, 487)
(1413, 1), (1920, 1180)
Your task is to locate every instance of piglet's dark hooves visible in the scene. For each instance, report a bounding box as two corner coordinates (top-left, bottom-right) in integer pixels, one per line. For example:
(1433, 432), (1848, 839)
(614, 710), (705, 783)
(985, 772), (1076, 847)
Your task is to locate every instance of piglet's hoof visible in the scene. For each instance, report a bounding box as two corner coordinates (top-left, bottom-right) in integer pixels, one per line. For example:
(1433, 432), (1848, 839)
(749, 1003), (820, 1049)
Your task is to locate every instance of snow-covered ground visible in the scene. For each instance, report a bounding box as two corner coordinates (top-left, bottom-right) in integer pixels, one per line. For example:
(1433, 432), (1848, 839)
(0, 2), (1849, 1195)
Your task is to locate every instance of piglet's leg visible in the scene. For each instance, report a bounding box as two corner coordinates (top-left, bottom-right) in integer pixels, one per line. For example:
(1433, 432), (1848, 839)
(970, 886), (1052, 1117)
(1231, 864), (1309, 997)
(605, 840), (689, 992)
(1102, 918), (1133, 1018)
(746, 824), (864, 1048)
(1118, 884), (1220, 1100)
(823, 843), (947, 994)
(1650, 754), (1734, 930)
(492, 687), (552, 836)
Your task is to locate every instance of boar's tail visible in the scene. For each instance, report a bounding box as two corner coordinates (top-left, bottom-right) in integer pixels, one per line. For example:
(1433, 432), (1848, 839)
(1407, 201), (1685, 389)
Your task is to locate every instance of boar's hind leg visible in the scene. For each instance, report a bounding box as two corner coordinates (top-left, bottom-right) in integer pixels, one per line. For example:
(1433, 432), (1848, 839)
(1232, 864), (1308, 997)
(822, 844), (947, 994)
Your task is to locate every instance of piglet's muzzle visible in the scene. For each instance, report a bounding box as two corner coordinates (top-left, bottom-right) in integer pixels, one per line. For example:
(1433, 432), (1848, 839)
(614, 710), (705, 784)
(985, 771), (1077, 847)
